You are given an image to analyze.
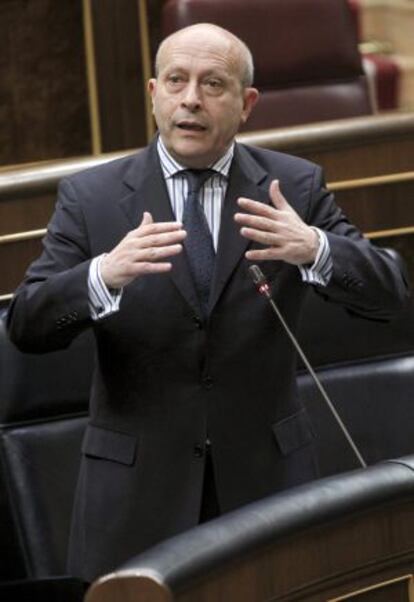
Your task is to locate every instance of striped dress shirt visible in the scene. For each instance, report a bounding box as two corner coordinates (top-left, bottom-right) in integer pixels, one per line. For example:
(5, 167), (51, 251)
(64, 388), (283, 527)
(88, 138), (332, 319)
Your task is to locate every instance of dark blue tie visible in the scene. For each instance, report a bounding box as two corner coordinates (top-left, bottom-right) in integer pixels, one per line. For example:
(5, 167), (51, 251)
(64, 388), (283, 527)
(181, 169), (215, 316)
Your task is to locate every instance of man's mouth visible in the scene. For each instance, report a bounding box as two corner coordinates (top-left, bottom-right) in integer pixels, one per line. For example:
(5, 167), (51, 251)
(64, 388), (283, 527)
(175, 121), (207, 132)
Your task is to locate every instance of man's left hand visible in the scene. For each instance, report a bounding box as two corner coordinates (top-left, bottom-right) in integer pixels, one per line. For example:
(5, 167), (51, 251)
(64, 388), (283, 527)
(234, 180), (319, 265)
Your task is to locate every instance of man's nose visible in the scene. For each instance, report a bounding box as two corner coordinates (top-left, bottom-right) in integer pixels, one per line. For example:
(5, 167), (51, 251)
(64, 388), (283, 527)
(181, 82), (202, 111)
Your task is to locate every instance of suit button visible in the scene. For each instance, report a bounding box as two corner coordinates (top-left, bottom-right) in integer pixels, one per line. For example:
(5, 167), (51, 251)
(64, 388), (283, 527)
(193, 316), (203, 329)
(202, 375), (213, 390)
(193, 444), (205, 458)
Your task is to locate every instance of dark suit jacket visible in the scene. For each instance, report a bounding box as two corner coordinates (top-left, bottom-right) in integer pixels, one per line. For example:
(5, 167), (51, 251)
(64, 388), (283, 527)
(7, 140), (408, 581)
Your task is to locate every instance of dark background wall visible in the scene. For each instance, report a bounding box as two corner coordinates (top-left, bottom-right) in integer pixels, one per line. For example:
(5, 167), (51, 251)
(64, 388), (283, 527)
(0, 0), (159, 166)
(0, 0), (91, 164)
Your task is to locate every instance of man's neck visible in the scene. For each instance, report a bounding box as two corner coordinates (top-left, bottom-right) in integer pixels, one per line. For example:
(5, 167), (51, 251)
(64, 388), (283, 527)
(157, 135), (235, 176)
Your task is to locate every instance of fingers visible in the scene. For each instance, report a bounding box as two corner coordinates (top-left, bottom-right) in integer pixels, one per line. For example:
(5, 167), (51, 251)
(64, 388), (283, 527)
(236, 197), (279, 221)
(101, 217), (187, 288)
(130, 243), (184, 264)
(239, 226), (281, 247)
(138, 229), (187, 250)
(234, 181), (318, 265)
(126, 214), (186, 251)
(269, 180), (289, 210)
(234, 196), (282, 246)
(139, 211), (154, 227)
(234, 211), (278, 234)
(245, 247), (284, 261)
(235, 180), (291, 222)
(131, 214), (184, 239)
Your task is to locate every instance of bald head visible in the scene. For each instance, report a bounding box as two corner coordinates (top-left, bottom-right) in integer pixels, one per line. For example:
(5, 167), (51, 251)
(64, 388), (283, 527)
(155, 23), (254, 89)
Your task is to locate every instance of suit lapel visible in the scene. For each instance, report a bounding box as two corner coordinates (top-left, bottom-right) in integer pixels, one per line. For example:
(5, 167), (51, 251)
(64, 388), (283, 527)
(209, 145), (269, 314)
(119, 140), (201, 313)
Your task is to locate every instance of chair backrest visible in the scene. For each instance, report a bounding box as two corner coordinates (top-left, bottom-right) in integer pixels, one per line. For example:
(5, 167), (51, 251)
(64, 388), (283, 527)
(298, 323), (414, 476)
(161, 0), (374, 130)
(0, 416), (87, 578)
(0, 311), (92, 579)
(296, 250), (414, 475)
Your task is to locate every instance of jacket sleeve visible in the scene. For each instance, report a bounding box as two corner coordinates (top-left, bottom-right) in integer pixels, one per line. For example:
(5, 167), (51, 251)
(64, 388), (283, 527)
(306, 165), (409, 321)
(6, 178), (94, 353)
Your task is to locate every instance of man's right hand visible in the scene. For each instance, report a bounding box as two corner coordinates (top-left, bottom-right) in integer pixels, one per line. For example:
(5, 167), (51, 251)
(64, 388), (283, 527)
(100, 212), (186, 289)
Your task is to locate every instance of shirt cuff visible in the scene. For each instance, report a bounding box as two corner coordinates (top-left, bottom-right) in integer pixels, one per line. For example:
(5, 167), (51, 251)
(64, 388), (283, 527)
(88, 254), (123, 320)
(298, 227), (333, 287)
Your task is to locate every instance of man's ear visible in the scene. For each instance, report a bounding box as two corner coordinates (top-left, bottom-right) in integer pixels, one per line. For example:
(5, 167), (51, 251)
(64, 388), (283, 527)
(148, 78), (157, 99)
(240, 87), (259, 124)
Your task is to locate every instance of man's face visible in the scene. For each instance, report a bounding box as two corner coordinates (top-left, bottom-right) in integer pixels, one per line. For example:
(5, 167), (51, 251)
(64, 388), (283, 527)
(148, 29), (258, 168)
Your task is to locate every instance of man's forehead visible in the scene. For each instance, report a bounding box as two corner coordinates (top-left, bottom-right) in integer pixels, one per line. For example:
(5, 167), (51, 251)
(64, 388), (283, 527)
(158, 34), (240, 75)
(161, 53), (234, 74)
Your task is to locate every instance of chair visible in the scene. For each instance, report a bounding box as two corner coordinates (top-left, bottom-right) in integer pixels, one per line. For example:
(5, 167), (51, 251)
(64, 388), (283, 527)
(161, 0), (374, 130)
(297, 283), (414, 476)
(0, 309), (92, 599)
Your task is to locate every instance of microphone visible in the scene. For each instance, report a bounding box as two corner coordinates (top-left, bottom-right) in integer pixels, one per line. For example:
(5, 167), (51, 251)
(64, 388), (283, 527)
(249, 264), (367, 469)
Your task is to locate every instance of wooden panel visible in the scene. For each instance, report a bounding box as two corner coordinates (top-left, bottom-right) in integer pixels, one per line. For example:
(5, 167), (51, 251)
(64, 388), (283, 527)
(241, 114), (414, 181)
(309, 137), (414, 181)
(0, 193), (55, 236)
(147, 0), (166, 62)
(0, 238), (43, 296)
(0, 0), (91, 166)
(334, 179), (414, 232)
(90, 0), (149, 151)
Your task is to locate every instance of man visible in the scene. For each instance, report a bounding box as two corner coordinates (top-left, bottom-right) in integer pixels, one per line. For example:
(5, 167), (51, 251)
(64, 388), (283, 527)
(7, 24), (408, 582)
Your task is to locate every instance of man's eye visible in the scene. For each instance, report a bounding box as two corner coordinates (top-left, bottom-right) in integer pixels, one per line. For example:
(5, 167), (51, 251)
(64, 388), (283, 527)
(206, 80), (221, 88)
(167, 75), (184, 84)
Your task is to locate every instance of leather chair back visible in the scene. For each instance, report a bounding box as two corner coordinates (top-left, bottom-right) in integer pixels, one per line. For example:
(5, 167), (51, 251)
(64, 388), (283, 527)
(161, 0), (374, 130)
(0, 312), (92, 579)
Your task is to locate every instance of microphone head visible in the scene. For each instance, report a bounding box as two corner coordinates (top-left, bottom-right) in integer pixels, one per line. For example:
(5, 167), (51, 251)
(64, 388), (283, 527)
(248, 264), (271, 296)
(249, 264), (267, 287)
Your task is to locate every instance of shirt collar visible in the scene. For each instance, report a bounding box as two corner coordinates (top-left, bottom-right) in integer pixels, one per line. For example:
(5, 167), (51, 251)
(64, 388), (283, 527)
(157, 135), (234, 180)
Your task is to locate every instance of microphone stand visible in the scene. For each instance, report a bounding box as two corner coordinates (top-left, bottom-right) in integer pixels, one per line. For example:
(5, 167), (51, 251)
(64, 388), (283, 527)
(249, 264), (367, 469)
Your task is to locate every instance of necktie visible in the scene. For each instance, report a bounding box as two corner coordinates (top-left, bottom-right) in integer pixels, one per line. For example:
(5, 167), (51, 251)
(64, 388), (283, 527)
(181, 169), (215, 316)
